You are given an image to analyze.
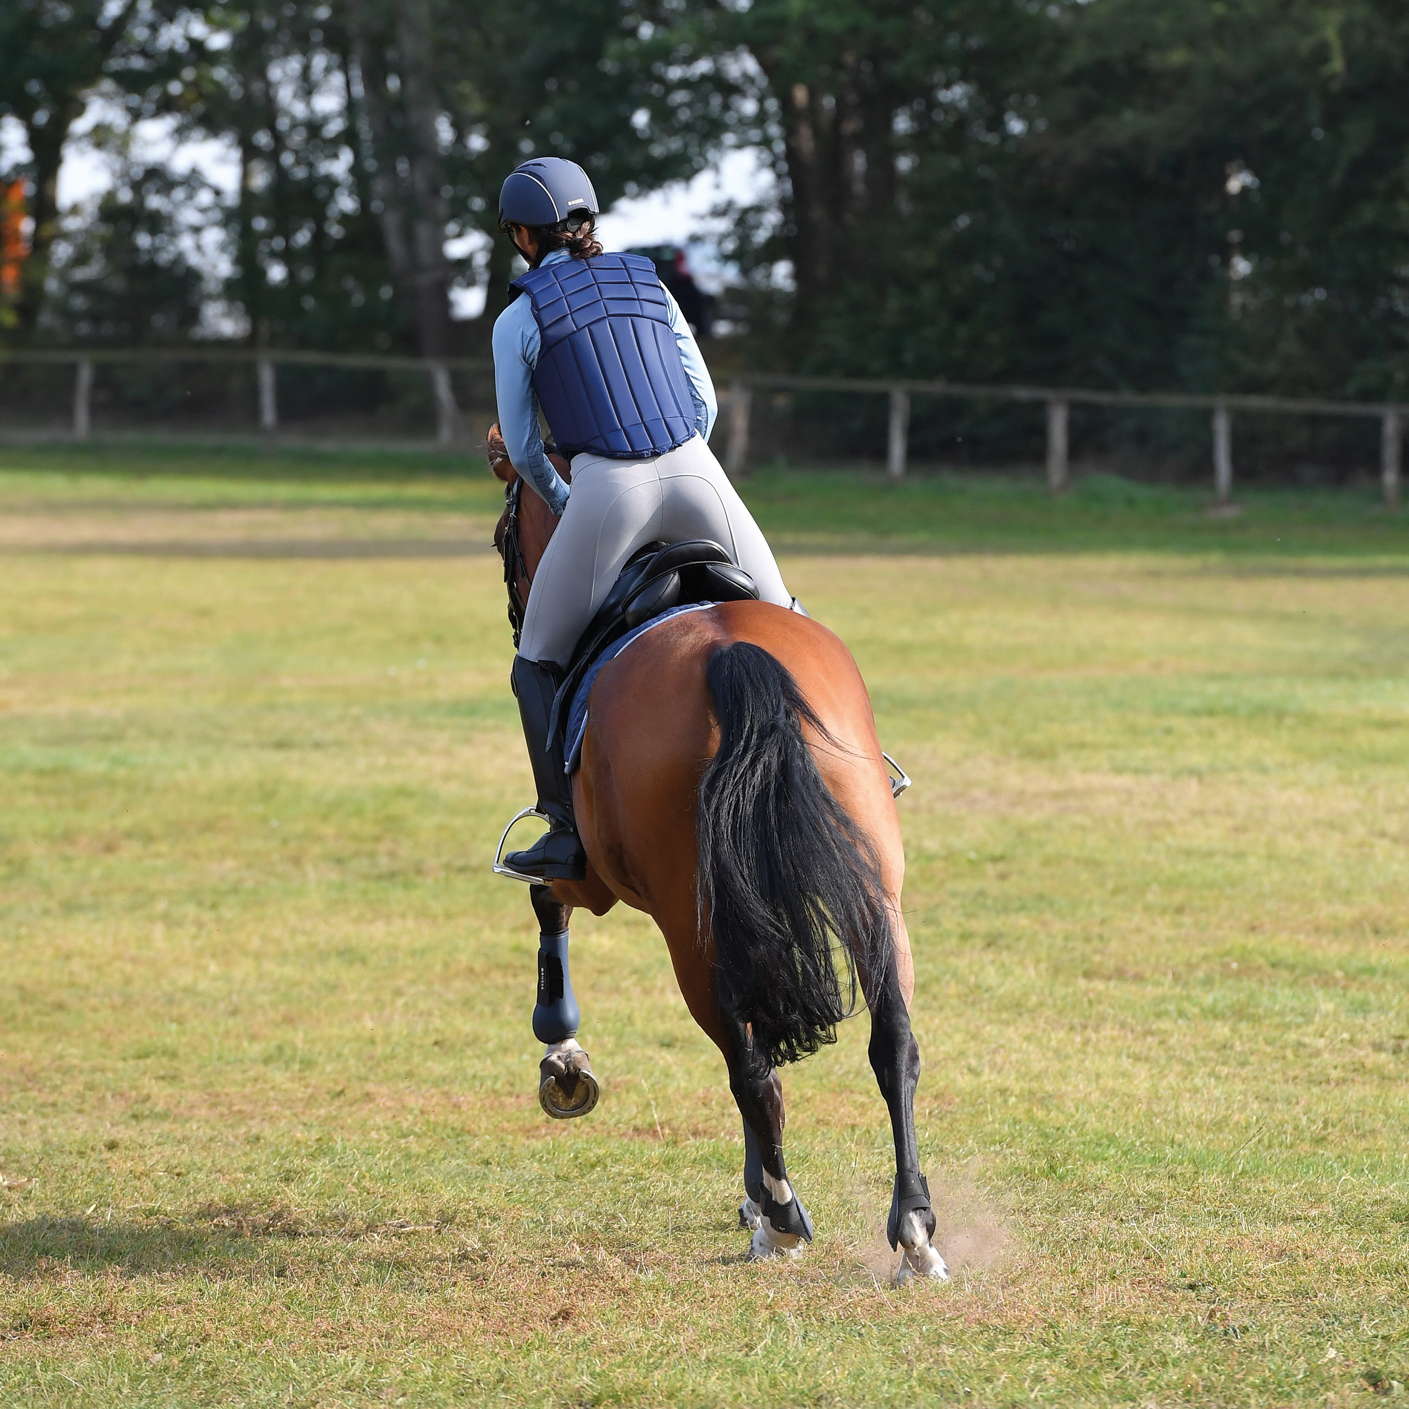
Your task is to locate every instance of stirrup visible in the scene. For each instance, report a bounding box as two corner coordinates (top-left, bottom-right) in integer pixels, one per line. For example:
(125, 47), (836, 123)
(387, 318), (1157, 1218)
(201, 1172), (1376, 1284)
(883, 751), (912, 800)
(492, 806), (553, 884)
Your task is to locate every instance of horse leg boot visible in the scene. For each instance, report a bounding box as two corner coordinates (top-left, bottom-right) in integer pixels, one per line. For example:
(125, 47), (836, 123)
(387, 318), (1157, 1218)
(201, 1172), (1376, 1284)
(505, 656), (585, 881)
(867, 973), (948, 1283)
(725, 1022), (813, 1260)
(530, 884), (598, 1118)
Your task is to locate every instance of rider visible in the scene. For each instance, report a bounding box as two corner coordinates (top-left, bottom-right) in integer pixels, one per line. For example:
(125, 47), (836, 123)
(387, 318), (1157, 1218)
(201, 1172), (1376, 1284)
(494, 155), (795, 882)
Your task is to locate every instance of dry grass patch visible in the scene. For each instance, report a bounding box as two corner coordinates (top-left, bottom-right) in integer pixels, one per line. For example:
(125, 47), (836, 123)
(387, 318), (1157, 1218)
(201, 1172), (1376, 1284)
(2, 448), (1407, 1406)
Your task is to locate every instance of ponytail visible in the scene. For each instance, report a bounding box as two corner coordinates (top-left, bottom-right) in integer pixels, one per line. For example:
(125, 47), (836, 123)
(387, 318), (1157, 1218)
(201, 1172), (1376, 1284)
(538, 214), (603, 261)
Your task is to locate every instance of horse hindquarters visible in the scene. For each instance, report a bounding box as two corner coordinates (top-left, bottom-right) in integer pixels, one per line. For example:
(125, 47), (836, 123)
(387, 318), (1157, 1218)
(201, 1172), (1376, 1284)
(577, 613), (947, 1277)
(689, 641), (894, 1255)
(697, 636), (948, 1281)
(696, 641), (893, 1070)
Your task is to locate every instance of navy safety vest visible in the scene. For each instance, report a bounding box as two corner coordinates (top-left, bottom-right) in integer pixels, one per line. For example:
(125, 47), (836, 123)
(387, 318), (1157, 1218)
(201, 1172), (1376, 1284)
(511, 252), (697, 459)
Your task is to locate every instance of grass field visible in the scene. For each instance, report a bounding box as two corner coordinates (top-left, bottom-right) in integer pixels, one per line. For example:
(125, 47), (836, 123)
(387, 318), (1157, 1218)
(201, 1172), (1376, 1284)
(2, 441), (1407, 1407)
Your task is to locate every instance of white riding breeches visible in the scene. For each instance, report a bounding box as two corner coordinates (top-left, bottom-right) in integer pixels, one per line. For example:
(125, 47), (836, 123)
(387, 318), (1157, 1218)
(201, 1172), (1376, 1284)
(516, 434), (792, 667)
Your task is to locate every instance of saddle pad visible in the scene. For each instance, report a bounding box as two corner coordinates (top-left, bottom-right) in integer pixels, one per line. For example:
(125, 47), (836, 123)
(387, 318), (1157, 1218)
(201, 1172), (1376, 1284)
(564, 602), (718, 773)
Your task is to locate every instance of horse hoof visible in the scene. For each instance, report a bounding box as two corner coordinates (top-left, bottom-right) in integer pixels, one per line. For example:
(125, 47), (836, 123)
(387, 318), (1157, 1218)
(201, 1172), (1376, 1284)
(739, 1198), (763, 1231)
(538, 1049), (599, 1120)
(893, 1242), (949, 1285)
(747, 1223), (804, 1262)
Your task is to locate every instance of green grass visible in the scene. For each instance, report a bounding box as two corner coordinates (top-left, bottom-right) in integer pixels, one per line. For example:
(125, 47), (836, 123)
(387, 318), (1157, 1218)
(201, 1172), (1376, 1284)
(2, 440), (1407, 1406)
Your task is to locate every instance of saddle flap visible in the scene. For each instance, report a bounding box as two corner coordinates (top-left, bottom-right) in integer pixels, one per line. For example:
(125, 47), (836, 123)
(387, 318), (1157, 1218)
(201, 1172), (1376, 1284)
(623, 572), (683, 629)
(547, 538), (753, 743)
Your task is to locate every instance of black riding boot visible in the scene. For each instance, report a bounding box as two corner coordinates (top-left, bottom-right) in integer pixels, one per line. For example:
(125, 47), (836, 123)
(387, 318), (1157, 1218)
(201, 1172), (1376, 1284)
(505, 656), (586, 882)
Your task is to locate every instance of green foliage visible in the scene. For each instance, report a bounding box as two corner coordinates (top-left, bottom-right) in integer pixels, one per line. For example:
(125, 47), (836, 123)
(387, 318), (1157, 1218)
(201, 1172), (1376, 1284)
(1, 0), (1406, 423)
(44, 161), (208, 345)
(0, 0), (174, 335)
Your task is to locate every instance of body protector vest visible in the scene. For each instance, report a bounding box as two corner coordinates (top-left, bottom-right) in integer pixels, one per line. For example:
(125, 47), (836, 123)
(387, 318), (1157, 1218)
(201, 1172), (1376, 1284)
(511, 253), (697, 460)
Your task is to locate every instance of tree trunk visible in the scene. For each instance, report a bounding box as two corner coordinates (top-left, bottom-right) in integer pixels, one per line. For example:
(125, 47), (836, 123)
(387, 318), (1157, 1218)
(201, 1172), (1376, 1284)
(752, 46), (882, 338)
(859, 70), (898, 215)
(778, 78), (828, 322)
(235, 131), (266, 345)
(335, 30), (377, 228)
(481, 233), (516, 329)
(393, 0), (453, 358)
(345, 0), (451, 358)
(347, 1), (413, 342)
(15, 104), (78, 336)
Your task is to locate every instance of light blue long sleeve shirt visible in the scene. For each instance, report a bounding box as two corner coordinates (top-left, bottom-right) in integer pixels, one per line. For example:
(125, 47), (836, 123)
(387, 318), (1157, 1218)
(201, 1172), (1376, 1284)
(492, 248), (718, 516)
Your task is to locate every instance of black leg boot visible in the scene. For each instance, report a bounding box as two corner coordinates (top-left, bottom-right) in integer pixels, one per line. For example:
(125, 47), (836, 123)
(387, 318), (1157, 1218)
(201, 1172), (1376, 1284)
(504, 656), (587, 882)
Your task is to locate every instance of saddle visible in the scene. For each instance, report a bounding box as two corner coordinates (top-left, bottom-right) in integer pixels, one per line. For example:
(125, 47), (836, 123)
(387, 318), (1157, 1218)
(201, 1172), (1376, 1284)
(547, 539), (760, 742)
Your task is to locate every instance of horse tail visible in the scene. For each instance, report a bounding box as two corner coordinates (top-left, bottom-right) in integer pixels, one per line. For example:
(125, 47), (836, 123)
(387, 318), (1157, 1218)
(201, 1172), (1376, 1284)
(697, 641), (892, 1068)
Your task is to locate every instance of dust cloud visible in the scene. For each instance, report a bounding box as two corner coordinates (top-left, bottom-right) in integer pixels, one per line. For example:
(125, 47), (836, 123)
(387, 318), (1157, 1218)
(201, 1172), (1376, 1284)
(841, 1161), (1012, 1286)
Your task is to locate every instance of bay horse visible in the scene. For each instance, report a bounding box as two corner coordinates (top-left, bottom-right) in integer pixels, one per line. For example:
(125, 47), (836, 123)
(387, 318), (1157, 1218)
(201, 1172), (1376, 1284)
(487, 429), (947, 1283)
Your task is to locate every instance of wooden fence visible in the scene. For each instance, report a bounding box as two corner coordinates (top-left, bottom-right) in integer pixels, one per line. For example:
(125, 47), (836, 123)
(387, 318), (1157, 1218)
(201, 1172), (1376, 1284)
(2, 347), (1404, 508)
(721, 372), (1407, 509)
(1, 346), (476, 446)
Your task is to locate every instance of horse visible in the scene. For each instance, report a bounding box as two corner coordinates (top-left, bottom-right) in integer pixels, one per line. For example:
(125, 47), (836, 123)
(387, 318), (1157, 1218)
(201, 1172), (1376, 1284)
(487, 429), (948, 1283)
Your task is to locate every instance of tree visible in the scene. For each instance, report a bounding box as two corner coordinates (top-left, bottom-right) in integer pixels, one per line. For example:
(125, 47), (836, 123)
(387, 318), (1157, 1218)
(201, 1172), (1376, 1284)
(45, 158), (207, 344)
(343, 0), (455, 358)
(0, 0), (153, 337)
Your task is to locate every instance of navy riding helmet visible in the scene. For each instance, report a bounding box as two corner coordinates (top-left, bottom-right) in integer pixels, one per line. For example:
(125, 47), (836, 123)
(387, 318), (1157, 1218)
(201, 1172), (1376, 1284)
(498, 157), (599, 231)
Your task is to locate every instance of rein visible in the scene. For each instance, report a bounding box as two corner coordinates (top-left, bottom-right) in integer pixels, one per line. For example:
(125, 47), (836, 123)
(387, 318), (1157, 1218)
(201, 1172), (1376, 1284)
(495, 478), (528, 648)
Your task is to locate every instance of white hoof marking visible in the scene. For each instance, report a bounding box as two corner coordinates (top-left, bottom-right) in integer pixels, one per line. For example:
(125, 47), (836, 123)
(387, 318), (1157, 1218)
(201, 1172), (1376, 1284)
(541, 1037), (584, 1064)
(748, 1223), (804, 1261)
(893, 1241), (949, 1285)
(739, 1198), (763, 1231)
(760, 1170), (793, 1205)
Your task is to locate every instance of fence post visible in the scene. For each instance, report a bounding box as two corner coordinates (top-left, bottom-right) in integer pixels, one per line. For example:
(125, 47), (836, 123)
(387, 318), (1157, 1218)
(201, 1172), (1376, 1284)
(257, 357), (278, 434)
(1212, 404), (1233, 504)
(726, 382), (752, 478)
(428, 362), (459, 445)
(72, 358), (94, 440)
(1381, 410), (1402, 511)
(885, 388), (910, 480)
(1045, 398), (1070, 493)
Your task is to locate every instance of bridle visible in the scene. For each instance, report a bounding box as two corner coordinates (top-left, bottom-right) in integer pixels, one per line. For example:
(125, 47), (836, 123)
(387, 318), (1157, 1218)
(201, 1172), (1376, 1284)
(493, 477), (529, 648)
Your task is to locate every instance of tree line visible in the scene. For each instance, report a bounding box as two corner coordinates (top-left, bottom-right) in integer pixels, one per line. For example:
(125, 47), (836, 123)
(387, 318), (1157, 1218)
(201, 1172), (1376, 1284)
(2, 0), (1407, 412)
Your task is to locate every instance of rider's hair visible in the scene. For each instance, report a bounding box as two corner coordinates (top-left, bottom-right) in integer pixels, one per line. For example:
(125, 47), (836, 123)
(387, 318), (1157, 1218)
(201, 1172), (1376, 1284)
(535, 213), (603, 260)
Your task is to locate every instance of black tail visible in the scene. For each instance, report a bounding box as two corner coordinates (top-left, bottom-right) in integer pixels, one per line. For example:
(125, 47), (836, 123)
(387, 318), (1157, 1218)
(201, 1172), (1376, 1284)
(698, 641), (892, 1068)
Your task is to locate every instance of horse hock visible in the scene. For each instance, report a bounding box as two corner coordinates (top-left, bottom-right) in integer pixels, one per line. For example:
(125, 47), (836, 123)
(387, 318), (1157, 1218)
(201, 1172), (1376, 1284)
(531, 886), (599, 1119)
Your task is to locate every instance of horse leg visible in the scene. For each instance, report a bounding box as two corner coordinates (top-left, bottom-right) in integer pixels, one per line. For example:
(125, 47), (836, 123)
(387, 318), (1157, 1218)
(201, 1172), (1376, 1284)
(737, 1118), (764, 1230)
(866, 910), (948, 1283)
(530, 884), (599, 1119)
(650, 909), (812, 1261)
(723, 1016), (814, 1261)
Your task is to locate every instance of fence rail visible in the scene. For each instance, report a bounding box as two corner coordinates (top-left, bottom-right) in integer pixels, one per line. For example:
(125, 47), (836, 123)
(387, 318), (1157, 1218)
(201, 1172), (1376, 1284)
(1, 347), (1404, 507)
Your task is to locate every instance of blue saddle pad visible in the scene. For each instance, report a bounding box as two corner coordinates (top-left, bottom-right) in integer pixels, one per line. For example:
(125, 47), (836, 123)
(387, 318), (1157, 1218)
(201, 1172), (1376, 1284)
(564, 602), (718, 773)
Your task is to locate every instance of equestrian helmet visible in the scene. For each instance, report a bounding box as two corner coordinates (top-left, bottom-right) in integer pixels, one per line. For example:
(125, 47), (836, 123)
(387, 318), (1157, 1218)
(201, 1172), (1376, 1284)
(498, 157), (599, 230)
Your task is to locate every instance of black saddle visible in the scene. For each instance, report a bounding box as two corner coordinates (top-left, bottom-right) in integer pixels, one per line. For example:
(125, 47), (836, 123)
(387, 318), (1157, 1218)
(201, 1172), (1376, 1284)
(548, 539), (760, 740)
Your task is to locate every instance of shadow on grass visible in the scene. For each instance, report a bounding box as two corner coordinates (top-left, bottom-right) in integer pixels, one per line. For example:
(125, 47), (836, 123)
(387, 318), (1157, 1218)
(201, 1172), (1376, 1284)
(6, 538), (486, 560)
(1153, 560), (1409, 578)
(5, 441), (1407, 559)
(0, 1205), (467, 1283)
(0, 1216), (255, 1280)
(0, 435), (473, 482)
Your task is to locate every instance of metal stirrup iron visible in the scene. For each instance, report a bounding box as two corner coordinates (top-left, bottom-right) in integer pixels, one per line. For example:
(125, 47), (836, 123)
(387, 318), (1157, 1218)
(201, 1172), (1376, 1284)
(492, 807), (553, 883)
(883, 751), (912, 799)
